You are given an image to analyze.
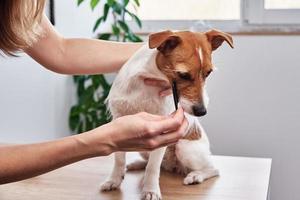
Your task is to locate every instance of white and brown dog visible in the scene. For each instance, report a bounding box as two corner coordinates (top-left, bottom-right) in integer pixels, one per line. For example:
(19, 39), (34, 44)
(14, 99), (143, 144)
(101, 30), (233, 200)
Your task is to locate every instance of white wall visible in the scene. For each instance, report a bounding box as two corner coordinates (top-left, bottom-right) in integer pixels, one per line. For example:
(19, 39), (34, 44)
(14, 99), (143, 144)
(0, 1), (300, 200)
(0, 1), (98, 143)
(203, 35), (300, 200)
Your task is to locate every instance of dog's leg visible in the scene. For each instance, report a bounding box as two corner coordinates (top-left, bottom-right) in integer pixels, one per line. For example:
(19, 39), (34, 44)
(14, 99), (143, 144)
(100, 152), (126, 191)
(127, 160), (148, 171)
(141, 147), (166, 200)
(127, 152), (149, 171)
(175, 139), (219, 185)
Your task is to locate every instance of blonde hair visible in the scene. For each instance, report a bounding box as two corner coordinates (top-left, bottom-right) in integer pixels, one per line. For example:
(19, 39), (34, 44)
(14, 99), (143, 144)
(0, 0), (46, 56)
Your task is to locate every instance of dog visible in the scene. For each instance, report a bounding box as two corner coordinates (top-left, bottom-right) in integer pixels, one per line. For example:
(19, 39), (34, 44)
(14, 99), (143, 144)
(100, 29), (233, 200)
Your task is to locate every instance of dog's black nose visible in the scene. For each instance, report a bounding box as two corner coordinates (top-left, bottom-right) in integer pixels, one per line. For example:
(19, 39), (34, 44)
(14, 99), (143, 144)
(192, 105), (207, 116)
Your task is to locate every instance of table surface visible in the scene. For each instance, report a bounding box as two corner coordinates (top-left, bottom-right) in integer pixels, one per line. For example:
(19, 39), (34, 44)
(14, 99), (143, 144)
(0, 154), (271, 200)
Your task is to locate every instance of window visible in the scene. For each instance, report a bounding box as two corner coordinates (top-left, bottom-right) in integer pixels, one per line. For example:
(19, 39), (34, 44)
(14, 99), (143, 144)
(246, 0), (300, 24)
(130, 0), (240, 20)
(128, 0), (300, 34)
(265, 0), (300, 9)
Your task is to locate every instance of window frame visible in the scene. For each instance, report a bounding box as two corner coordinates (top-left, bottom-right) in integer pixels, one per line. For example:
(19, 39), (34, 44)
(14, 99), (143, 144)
(127, 0), (300, 35)
(246, 0), (300, 24)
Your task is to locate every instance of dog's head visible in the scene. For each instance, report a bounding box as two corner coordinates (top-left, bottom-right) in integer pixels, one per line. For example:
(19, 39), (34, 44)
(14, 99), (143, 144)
(149, 30), (233, 116)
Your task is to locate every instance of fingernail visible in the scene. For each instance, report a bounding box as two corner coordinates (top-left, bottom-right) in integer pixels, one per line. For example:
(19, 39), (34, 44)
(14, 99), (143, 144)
(176, 105), (182, 112)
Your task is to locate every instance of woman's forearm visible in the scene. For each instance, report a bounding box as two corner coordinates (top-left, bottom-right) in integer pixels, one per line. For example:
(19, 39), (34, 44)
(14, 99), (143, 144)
(62, 38), (143, 74)
(26, 15), (143, 75)
(0, 128), (112, 184)
(0, 108), (187, 184)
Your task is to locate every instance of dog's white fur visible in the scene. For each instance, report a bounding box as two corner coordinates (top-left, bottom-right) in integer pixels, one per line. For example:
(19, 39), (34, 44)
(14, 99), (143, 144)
(101, 44), (218, 200)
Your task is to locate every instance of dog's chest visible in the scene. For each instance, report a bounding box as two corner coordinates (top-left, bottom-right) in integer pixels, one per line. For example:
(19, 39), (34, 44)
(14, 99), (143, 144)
(107, 45), (175, 117)
(108, 92), (173, 117)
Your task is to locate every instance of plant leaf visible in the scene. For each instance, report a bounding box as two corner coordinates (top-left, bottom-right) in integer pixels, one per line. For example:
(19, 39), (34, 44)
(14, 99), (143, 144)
(90, 0), (100, 10)
(123, 0), (129, 7)
(112, 2), (123, 15)
(93, 16), (103, 32)
(103, 3), (110, 21)
(71, 0), (142, 134)
(77, 77), (85, 97)
(98, 74), (111, 90)
(126, 11), (142, 28)
(132, 14), (142, 28)
(86, 115), (93, 131)
(112, 24), (120, 35)
(107, 0), (115, 6)
(91, 75), (101, 88)
(127, 32), (143, 42)
(69, 106), (81, 131)
(133, 0), (140, 6)
(118, 20), (129, 32)
(78, 121), (84, 133)
(98, 33), (111, 40)
(77, 0), (85, 6)
(73, 75), (85, 83)
(79, 85), (94, 104)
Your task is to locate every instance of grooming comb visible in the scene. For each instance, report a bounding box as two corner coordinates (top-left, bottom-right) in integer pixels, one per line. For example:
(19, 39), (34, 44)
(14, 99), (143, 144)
(172, 81), (179, 110)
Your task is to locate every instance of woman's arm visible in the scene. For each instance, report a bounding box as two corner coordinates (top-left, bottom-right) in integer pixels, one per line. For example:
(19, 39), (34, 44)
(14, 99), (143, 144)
(0, 126), (113, 184)
(26, 15), (143, 75)
(26, 15), (172, 94)
(0, 108), (187, 184)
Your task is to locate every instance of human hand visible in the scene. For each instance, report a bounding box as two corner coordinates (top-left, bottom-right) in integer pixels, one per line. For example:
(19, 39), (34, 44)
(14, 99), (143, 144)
(96, 106), (187, 153)
(144, 78), (172, 97)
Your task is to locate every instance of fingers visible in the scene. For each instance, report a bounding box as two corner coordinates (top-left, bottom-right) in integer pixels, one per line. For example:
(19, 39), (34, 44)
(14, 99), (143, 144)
(156, 118), (189, 146)
(144, 118), (189, 150)
(138, 112), (169, 121)
(138, 104), (183, 121)
(144, 107), (185, 136)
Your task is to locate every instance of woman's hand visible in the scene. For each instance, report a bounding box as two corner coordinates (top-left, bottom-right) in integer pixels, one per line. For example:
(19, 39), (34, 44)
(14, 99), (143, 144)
(85, 106), (188, 154)
(144, 78), (172, 97)
(0, 107), (186, 184)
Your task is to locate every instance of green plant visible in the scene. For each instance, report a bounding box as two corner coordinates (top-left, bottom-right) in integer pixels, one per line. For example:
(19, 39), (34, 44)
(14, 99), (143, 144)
(69, 0), (143, 134)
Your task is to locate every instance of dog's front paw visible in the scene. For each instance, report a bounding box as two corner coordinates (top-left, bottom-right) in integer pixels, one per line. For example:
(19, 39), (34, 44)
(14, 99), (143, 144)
(183, 171), (204, 185)
(183, 169), (219, 185)
(141, 191), (162, 200)
(100, 176), (124, 191)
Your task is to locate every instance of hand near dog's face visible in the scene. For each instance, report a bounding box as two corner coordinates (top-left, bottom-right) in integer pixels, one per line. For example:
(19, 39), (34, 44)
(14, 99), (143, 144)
(99, 106), (188, 152)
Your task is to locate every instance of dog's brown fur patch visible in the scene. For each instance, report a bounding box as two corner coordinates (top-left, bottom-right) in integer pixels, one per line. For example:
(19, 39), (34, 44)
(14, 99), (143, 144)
(183, 129), (201, 140)
(149, 30), (233, 106)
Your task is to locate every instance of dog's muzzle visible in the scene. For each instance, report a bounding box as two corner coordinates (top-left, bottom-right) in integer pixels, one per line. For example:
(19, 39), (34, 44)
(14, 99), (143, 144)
(192, 104), (207, 116)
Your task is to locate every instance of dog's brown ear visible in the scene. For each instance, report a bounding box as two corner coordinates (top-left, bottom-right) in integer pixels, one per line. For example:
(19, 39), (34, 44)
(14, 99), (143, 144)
(149, 30), (182, 54)
(205, 29), (234, 51)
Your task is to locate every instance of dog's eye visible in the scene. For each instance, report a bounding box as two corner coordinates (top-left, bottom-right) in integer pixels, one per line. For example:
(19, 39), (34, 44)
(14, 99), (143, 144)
(205, 69), (213, 77)
(177, 72), (192, 80)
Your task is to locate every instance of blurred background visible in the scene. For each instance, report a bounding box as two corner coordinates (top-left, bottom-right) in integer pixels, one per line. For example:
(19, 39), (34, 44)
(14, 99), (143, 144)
(1, 0), (300, 199)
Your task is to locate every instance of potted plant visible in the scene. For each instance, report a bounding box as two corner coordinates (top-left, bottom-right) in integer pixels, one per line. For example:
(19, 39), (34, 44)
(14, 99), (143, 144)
(69, 0), (142, 133)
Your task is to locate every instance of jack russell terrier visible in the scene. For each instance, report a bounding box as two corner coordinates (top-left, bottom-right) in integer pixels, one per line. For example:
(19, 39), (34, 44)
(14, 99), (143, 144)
(101, 29), (234, 200)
